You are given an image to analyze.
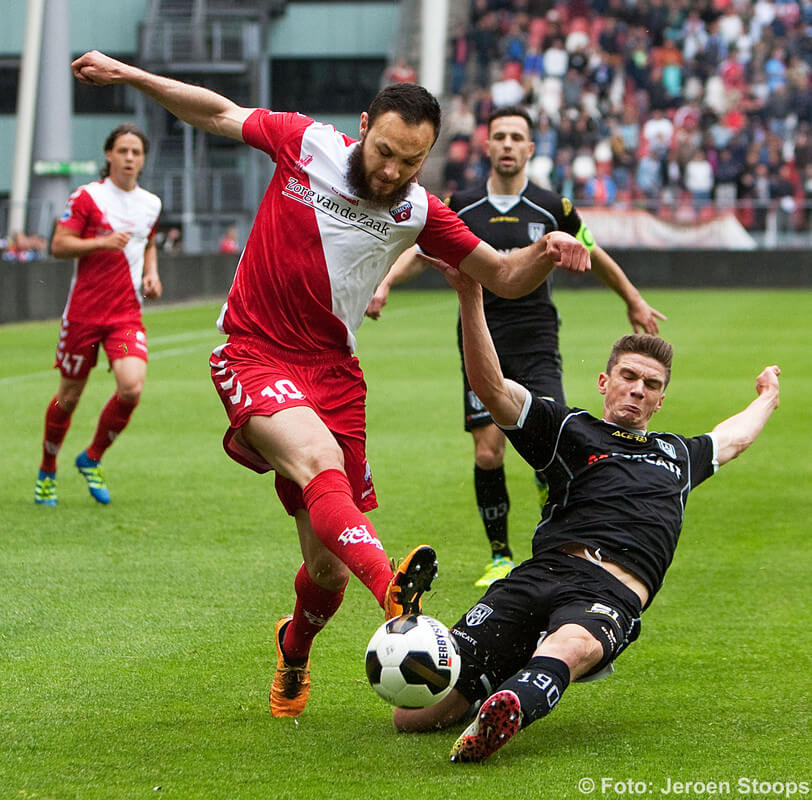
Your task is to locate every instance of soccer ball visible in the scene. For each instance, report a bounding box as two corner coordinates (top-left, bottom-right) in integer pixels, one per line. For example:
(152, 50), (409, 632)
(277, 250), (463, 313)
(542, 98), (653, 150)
(365, 614), (460, 708)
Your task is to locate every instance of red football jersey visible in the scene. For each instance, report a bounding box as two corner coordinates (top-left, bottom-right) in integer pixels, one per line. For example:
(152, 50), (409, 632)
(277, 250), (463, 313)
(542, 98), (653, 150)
(58, 178), (161, 325)
(217, 110), (480, 353)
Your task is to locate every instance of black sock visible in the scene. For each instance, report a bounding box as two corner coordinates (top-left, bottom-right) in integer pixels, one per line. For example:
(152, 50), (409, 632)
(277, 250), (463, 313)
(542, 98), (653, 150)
(496, 655), (571, 728)
(474, 465), (511, 559)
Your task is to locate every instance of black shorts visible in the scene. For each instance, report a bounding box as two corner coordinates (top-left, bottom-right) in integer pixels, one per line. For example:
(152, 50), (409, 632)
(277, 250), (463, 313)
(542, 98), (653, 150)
(462, 350), (565, 431)
(450, 551), (642, 703)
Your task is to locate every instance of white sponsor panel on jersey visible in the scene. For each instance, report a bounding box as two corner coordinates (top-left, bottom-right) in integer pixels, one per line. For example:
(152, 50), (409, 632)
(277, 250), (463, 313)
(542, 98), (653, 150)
(83, 179), (161, 300)
(295, 124), (431, 351)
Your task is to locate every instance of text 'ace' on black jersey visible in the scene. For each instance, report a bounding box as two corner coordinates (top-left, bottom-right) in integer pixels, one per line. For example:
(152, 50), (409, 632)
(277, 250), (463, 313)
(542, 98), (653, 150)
(448, 181), (583, 356)
(501, 390), (718, 605)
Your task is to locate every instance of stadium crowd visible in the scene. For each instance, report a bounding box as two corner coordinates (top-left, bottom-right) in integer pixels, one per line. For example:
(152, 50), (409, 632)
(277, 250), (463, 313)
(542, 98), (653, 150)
(1, 231), (48, 262)
(438, 0), (812, 231)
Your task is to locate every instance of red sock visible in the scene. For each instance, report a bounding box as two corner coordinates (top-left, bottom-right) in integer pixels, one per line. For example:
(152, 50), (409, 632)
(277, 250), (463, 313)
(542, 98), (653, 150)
(41, 396), (72, 473)
(282, 564), (347, 662)
(86, 393), (138, 462)
(303, 469), (393, 607)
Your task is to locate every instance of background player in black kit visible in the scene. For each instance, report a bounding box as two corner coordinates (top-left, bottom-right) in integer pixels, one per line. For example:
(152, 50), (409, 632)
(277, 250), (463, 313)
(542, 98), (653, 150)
(391, 266), (780, 764)
(368, 105), (666, 588)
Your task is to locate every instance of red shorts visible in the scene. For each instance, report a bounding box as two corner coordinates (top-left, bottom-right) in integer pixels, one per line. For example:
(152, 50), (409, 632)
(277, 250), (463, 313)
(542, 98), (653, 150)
(209, 335), (377, 515)
(54, 318), (148, 380)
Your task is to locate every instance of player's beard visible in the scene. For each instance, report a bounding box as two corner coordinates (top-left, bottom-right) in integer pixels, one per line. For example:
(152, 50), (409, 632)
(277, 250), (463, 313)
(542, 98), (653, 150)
(346, 141), (414, 209)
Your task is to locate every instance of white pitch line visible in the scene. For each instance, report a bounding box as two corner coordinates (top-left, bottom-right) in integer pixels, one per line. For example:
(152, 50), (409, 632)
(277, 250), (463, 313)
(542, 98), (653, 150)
(149, 329), (219, 345)
(0, 368), (55, 385)
(149, 343), (216, 361)
(0, 339), (220, 384)
(0, 297), (454, 385)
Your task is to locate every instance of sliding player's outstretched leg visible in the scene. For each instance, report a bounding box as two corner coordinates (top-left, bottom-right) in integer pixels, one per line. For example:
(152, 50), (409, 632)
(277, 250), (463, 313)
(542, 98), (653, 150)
(449, 690), (522, 763)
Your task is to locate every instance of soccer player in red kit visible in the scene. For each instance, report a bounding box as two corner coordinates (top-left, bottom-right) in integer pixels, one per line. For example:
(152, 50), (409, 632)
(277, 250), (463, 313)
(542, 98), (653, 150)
(35, 123), (162, 507)
(69, 50), (591, 718)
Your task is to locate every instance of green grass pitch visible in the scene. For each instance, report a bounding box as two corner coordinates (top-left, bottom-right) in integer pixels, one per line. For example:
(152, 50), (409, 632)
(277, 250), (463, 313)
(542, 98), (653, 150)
(1, 287), (809, 799)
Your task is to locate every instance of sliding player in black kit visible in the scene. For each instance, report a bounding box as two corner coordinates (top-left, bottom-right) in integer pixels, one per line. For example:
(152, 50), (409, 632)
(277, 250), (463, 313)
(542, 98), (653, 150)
(368, 105), (665, 588)
(390, 266), (781, 765)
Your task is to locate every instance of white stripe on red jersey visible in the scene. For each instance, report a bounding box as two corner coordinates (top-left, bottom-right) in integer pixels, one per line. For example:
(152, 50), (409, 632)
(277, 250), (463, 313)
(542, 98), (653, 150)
(59, 177), (161, 325)
(218, 110), (479, 353)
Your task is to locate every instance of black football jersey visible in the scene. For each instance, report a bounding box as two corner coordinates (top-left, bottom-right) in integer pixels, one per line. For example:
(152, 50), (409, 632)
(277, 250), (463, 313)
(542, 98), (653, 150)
(448, 181), (584, 355)
(502, 391), (718, 605)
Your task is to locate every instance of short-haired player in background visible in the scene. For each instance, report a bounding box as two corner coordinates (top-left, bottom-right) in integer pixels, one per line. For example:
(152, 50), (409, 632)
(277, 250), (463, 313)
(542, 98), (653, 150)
(35, 123), (162, 507)
(393, 264), (780, 764)
(367, 105), (666, 588)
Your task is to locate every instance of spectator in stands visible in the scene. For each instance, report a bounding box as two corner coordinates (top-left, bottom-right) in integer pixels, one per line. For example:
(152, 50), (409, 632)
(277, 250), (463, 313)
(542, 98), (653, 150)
(625, 27), (652, 90)
(584, 162), (618, 206)
(609, 124), (636, 194)
(523, 43), (545, 80)
(720, 47), (747, 93)
(449, 22), (470, 96)
(718, 8), (745, 49)
(1, 233), (22, 261)
(446, 93), (477, 141)
(618, 105), (641, 152)
(534, 113), (557, 160)
(597, 14), (623, 62)
(380, 58), (417, 88)
(218, 226), (239, 254)
(672, 104), (703, 166)
(684, 148), (715, 209)
(161, 227), (182, 253)
(491, 62), (527, 108)
(682, 10), (709, 63)
(471, 10), (501, 88)
(752, 162), (773, 230)
(659, 39), (685, 103)
(552, 148), (575, 198)
(765, 84), (793, 138)
(542, 37), (568, 79)
(500, 18), (527, 65)
(771, 162), (800, 231)
(764, 46), (788, 92)
(714, 148), (743, 208)
(795, 123), (811, 174)
(561, 67), (586, 111)
(566, 37), (591, 77)
(2, 232), (47, 262)
(786, 54), (811, 96)
(444, 137), (472, 195)
(642, 108), (674, 159)
(803, 163), (812, 229)
(635, 149), (664, 201)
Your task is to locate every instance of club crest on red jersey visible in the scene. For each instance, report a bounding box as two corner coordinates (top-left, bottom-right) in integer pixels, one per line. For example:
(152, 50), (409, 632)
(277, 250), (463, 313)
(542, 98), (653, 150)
(389, 201), (413, 223)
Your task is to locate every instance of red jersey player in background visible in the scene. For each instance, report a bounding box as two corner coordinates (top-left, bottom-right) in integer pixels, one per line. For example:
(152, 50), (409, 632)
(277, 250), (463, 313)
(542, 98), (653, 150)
(69, 50), (591, 720)
(35, 123), (162, 507)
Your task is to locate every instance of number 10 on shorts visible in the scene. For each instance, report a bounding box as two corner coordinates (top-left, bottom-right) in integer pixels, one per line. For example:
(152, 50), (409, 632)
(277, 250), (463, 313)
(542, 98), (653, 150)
(261, 379), (305, 404)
